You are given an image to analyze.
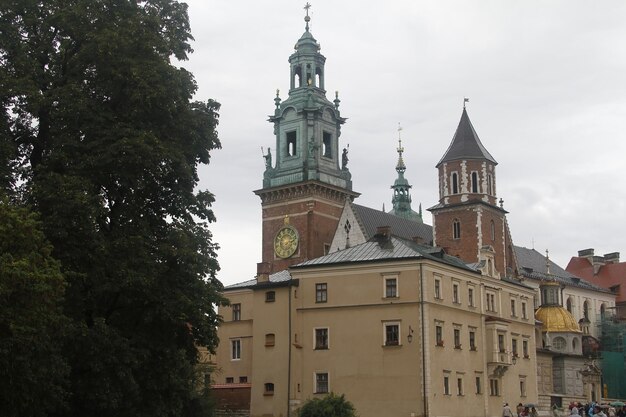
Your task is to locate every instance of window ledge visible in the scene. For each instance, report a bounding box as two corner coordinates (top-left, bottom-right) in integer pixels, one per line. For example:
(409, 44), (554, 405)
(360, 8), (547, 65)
(454, 345), (462, 350)
(314, 347), (329, 350)
(264, 392), (274, 396)
(470, 347), (477, 351)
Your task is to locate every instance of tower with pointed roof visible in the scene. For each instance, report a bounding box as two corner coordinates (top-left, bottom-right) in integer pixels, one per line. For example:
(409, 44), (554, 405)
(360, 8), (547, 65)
(387, 125), (423, 223)
(255, 6), (359, 273)
(429, 106), (517, 278)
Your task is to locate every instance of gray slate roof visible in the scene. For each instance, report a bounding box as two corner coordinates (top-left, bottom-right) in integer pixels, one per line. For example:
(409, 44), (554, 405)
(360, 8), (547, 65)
(295, 235), (475, 272)
(353, 203), (433, 244)
(514, 246), (610, 293)
(224, 269), (292, 290)
(437, 108), (497, 167)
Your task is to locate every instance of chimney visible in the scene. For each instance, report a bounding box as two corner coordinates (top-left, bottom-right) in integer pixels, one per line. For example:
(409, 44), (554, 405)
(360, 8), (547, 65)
(591, 256), (605, 275)
(578, 248), (595, 260)
(412, 236), (425, 245)
(604, 252), (620, 264)
(257, 262), (271, 283)
(375, 226), (393, 249)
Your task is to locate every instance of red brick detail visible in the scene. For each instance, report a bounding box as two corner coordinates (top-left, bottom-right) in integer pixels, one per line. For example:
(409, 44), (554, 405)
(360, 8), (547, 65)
(255, 181), (358, 273)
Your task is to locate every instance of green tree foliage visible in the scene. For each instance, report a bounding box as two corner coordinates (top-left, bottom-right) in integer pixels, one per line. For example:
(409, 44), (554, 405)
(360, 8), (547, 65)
(0, 201), (68, 417)
(0, 1), (225, 415)
(299, 393), (358, 417)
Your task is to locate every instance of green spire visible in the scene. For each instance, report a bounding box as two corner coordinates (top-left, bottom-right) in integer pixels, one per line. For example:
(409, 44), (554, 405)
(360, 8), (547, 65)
(388, 124), (422, 223)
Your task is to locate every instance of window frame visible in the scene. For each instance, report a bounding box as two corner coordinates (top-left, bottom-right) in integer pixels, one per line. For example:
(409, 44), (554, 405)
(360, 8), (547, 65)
(469, 330), (476, 351)
(454, 328), (461, 349)
(468, 287), (475, 307)
(384, 322), (400, 346)
(436, 324), (444, 346)
(444, 375), (450, 395)
(315, 372), (329, 394)
(265, 291), (276, 302)
(314, 327), (329, 350)
(315, 283), (328, 303)
(264, 382), (275, 395)
(510, 299), (516, 317)
(453, 219), (461, 239)
(451, 172), (459, 194)
(384, 276), (398, 298)
(232, 303), (241, 321)
(434, 278), (442, 299)
(453, 283), (460, 304)
(475, 376), (482, 394)
(231, 339), (241, 361)
(489, 379), (499, 396)
(457, 377), (464, 396)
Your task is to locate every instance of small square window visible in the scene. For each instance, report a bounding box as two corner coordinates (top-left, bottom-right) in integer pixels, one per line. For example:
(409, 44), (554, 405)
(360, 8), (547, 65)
(264, 383), (274, 395)
(384, 323), (400, 346)
(226, 377), (234, 384)
(239, 376), (248, 383)
(385, 278), (398, 298)
(265, 333), (275, 347)
(266, 291), (275, 302)
(315, 372), (329, 394)
(316, 283), (327, 303)
(315, 328), (328, 350)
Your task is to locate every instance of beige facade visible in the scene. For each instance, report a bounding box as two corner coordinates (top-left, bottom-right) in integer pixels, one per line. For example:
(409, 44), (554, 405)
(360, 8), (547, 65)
(215, 238), (539, 417)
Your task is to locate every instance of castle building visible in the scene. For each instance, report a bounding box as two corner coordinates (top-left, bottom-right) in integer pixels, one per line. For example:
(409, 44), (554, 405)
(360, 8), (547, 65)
(213, 10), (539, 417)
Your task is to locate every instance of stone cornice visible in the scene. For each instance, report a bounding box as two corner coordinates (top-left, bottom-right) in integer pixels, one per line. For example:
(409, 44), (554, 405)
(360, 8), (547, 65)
(254, 180), (360, 205)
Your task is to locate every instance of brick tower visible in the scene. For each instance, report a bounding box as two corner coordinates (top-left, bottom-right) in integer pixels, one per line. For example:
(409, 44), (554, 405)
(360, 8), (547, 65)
(429, 105), (518, 278)
(255, 8), (359, 273)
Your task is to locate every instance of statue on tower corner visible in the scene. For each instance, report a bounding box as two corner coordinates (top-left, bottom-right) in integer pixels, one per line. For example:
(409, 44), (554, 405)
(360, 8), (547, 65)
(262, 147), (272, 169)
(341, 147), (349, 170)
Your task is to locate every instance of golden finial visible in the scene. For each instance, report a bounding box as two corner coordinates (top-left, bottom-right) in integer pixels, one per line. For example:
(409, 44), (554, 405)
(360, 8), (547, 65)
(283, 215), (290, 225)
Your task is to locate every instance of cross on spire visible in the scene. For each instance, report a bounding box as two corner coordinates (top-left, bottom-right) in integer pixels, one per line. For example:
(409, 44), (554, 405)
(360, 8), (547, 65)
(304, 3), (311, 30)
(397, 122), (404, 154)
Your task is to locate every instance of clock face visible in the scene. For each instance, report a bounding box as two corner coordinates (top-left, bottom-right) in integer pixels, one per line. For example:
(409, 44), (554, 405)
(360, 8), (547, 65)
(274, 226), (299, 259)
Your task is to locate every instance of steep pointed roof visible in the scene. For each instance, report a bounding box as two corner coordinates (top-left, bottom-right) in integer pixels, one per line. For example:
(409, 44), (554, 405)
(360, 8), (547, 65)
(436, 108), (497, 167)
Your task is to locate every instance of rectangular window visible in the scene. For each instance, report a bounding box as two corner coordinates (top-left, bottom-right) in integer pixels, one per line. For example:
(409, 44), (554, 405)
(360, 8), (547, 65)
(315, 372), (329, 394)
(436, 325), (443, 346)
(322, 132), (332, 158)
(451, 172), (459, 194)
(286, 131), (297, 156)
(468, 288), (474, 307)
(522, 302), (527, 319)
(239, 376), (248, 383)
(454, 329), (461, 349)
(231, 339), (241, 360)
(444, 376), (450, 395)
(453, 283), (459, 304)
(316, 283), (327, 303)
(512, 339), (518, 356)
(469, 331), (476, 350)
(385, 277), (398, 298)
(511, 299), (516, 317)
(486, 293), (496, 312)
(226, 377), (234, 384)
(457, 378), (464, 395)
(523, 340), (529, 358)
(475, 376), (482, 394)
(435, 279), (441, 299)
(265, 382), (274, 395)
(471, 171), (479, 193)
(385, 323), (400, 346)
(520, 379), (526, 397)
(315, 328), (329, 350)
(232, 303), (241, 321)
(498, 334), (505, 353)
(266, 291), (275, 302)
(489, 379), (499, 396)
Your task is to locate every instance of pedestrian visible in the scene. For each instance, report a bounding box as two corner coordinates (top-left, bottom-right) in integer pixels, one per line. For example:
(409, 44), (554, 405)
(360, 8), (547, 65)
(503, 403), (514, 417)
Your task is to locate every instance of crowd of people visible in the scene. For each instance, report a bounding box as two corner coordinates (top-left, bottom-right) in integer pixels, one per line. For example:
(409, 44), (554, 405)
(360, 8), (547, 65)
(502, 401), (626, 417)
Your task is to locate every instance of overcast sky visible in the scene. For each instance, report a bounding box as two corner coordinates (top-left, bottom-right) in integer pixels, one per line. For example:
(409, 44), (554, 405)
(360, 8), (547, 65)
(182, 1), (626, 286)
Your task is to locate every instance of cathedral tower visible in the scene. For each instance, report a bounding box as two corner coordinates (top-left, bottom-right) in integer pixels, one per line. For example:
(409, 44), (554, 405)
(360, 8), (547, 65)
(255, 7), (358, 273)
(429, 105), (517, 278)
(388, 125), (422, 222)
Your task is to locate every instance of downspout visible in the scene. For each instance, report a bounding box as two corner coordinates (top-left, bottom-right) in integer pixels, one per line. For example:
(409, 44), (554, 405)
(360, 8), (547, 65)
(287, 283), (293, 417)
(419, 262), (428, 417)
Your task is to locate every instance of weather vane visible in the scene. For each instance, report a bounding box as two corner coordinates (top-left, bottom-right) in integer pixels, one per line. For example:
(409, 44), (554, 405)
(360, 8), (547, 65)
(463, 97), (469, 109)
(397, 122), (404, 153)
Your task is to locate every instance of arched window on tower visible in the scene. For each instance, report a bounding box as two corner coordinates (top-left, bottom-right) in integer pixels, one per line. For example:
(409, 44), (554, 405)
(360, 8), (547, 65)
(566, 297), (573, 314)
(600, 303), (606, 320)
(453, 219), (461, 239)
(583, 300), (589, 320)
(471, 172), (479, 193)
(316, 67), (323, 89)
(451, 172), (459, 194)
(293, 65), (302, 88)
(490, 220), (495, 241)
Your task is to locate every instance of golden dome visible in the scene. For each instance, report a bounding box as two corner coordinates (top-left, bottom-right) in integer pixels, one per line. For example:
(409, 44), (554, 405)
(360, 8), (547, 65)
(535, 306), (581, 333)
